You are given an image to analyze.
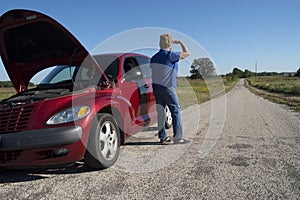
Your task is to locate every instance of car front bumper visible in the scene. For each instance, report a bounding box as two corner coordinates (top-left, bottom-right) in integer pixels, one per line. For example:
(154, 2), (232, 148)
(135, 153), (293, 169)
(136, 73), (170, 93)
(0, 126), (82, 151)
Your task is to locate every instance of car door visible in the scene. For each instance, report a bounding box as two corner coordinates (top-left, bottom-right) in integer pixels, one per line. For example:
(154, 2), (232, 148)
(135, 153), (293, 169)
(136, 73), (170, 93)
(119, 56), (150, 127)
(136, 56), (156, 121)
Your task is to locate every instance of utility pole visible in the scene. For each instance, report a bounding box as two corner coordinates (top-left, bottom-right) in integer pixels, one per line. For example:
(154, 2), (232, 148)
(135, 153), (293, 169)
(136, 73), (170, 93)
(255, 61), (258, 82)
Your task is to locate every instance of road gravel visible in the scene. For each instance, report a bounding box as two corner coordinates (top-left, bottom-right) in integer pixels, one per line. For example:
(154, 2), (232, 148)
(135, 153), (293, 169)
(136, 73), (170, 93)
(1, 80), (299, 199)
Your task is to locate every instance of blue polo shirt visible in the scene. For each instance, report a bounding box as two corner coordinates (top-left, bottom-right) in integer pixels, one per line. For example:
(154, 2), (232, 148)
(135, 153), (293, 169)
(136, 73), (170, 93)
(150, 49), (180, 88)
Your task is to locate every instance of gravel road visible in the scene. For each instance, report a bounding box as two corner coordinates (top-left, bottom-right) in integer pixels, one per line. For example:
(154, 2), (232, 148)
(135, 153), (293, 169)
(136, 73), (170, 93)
(1, 79), (299, 199)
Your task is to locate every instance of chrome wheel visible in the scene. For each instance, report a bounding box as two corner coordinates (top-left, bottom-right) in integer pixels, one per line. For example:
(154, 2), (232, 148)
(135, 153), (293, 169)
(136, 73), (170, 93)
(99, 121), (118, 161)
(165, 106), (172, 129)
(85, 113), (120, 169)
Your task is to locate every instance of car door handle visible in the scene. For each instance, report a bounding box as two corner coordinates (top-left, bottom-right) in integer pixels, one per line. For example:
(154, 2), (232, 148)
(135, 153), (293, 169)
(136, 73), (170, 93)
(144, 84), (149, 88)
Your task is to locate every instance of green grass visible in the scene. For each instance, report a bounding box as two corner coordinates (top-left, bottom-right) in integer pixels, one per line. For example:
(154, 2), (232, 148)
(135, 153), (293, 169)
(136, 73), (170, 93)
(246, 76), (300, 111)
(177, 77), (239, 108)
(0, 88), (16, 100)
(247, 76), (300, 95)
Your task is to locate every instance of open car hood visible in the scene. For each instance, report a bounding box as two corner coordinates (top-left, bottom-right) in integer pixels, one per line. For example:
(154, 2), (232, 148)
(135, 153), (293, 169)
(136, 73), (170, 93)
(0, 9), (97, 92)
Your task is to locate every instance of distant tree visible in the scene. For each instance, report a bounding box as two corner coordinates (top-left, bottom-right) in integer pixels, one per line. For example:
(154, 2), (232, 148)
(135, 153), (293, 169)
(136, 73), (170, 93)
(295, 67), (300, 77)
(0, 81), (35, 88)
(264, 72), (279, 76)
(190, 61), (202, 79)
(243, 69), (254, 78)
(232, 68), (243, 78)
(224, 73), (238, 82)
(0, 81), (13, 88)
(189, 57), (216, 79)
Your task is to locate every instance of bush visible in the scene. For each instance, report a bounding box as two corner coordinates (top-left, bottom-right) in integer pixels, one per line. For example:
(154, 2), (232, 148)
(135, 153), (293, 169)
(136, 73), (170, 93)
(0, 81), (13, 88)
(0, 81), (35, 88)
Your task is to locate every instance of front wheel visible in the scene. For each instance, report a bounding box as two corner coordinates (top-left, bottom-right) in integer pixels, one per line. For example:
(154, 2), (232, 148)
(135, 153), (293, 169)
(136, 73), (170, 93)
(85, 113), (120, 169)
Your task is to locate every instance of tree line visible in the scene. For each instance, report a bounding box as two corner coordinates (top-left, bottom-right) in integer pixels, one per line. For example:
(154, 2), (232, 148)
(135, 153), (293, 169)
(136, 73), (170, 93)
(189, 57), (253, 80)
(189, 57), (300, 79)
(0, 81), (35, 88)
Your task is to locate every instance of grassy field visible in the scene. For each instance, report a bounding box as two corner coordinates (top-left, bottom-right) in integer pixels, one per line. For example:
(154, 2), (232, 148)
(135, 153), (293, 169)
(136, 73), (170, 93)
(246, 76), (300, 111)
(177, 77), (238, 107)
(0, 77), (239, 108)
(247, 76), (300, 95)
(0, 87), (16, 100)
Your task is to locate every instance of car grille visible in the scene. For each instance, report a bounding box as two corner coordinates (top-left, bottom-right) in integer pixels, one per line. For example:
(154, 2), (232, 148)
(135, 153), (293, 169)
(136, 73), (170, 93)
(0, 104), (33, 134)
(0, 150), (21, 164)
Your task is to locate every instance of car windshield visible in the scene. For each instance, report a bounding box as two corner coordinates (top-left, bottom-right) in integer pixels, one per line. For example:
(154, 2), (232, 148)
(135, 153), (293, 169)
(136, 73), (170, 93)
(40, 65), (76, 84)
(33, 65), (77, 91)
(35, 64), (101, 91)
(2, 64), (102, 104)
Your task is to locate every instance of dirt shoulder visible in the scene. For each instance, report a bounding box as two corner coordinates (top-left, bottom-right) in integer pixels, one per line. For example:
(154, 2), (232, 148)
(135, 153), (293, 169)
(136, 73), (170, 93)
(244, 79), (300, 111)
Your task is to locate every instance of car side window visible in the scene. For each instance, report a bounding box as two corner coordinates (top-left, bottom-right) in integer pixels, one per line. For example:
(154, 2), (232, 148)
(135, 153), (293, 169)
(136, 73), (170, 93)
(136, 56), (151, 79)
(79, 67), (92, 81)
(93, 55), (120, 80)
(123, 57), (143, 81)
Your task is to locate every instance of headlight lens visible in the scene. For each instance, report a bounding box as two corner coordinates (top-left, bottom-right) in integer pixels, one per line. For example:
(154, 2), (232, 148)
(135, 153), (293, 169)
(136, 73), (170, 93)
(46, 105), (91, 125)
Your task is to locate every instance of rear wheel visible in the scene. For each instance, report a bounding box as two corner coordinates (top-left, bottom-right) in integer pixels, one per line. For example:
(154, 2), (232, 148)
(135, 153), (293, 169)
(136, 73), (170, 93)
(85, 113), (120, 169)
(165, 106), (172, 129)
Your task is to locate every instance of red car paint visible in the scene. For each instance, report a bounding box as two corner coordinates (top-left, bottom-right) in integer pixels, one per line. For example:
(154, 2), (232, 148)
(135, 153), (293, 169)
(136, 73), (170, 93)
(0, 9), (157, 168)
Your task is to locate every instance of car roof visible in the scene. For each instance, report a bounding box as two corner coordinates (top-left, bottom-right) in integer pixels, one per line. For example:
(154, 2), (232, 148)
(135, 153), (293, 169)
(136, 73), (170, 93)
(93, 53), (150, 59)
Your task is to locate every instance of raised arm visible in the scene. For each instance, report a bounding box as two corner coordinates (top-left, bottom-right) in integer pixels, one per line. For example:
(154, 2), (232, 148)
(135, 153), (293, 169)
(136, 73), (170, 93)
(173, 40), (190, 59)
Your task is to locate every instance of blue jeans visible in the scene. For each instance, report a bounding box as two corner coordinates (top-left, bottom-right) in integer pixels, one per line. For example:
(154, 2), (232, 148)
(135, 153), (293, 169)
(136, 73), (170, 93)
(153, 86), (183, 140)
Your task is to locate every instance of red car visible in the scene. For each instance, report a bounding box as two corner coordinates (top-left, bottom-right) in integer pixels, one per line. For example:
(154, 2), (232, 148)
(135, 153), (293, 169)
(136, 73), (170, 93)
(0, 9), (172, 169)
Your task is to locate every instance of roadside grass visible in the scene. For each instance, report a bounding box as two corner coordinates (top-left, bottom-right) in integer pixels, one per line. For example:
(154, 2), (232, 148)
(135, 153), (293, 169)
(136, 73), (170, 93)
(177, 77), (239, 108)
(245, 76), (300, 111)
(0, 77), (239, 108)
(247, 76), (300, 95)
(0, 87), (16, 100)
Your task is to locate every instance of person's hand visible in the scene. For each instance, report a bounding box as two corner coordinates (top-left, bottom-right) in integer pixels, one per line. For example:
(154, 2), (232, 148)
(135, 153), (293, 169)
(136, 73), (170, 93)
(173, 40), (182, 44)
(173, 40), (190, 59)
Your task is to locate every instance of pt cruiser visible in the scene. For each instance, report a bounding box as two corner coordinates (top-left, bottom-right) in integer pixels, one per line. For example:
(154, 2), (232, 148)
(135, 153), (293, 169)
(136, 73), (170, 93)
(0, 9), (172, 169)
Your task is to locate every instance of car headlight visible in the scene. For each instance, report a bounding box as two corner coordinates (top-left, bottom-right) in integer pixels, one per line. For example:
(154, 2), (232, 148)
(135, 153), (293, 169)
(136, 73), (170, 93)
(46, 105), (91, 125)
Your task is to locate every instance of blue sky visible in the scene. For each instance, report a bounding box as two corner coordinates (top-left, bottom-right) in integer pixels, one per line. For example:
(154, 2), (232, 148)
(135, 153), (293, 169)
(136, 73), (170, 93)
(1, 0), (300, 81)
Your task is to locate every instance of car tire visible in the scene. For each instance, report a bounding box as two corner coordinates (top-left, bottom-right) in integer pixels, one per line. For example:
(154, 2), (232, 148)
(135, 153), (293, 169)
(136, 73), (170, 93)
(85, 113), (120, 169)
(165, 106), (172, 129)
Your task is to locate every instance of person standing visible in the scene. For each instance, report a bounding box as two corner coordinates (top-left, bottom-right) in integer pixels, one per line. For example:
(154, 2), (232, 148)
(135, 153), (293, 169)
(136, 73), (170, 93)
(150, 33), (190, 144)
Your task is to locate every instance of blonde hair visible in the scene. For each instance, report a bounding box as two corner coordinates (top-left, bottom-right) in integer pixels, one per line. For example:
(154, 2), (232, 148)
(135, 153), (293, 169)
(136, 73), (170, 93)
(159, 33), (174, 49)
